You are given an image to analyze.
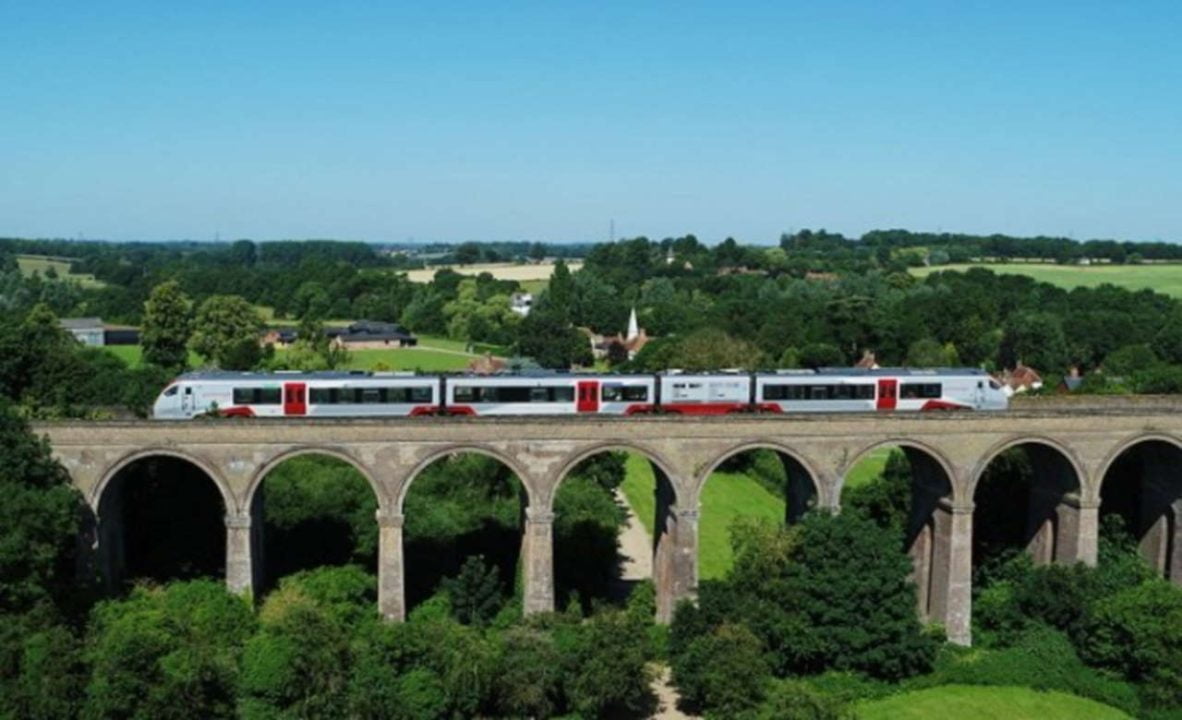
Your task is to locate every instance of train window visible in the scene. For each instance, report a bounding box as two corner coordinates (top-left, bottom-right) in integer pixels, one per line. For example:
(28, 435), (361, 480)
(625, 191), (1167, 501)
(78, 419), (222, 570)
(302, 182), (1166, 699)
(363, 388), (381, 404)
(454, 386), (475, 402)
(901, 383), (942, 399)
(410, 386), (432, 403)
(164, 386), (178, 397)
(603, 384), (648, 401)
(233, 387), (281, 405)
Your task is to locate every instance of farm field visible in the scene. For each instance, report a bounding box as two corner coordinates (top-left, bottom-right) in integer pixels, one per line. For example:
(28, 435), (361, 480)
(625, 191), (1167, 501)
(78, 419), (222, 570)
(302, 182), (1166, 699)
(403, 261), (580, 284)
(911, 262), (1182, 298)
(16, 254), (104, 287)
(619, 453), (786, 580)
(855, 685), (1129, 720)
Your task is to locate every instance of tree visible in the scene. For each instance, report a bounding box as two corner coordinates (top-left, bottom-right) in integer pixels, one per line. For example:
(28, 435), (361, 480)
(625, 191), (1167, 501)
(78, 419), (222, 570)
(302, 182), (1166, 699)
(905, 338), (959, 367)
(516, 309), (593, 369)
(141, 281), (193, 370)
(564, 611), (654, 718)
(672, 621), (768, 715)
(799, 342), (845, 368)
(0, 398), (87, 614)
(1000, 311), (1070, 372)
(528, 242), (547, 262)
(1152, 310), (1182, 365)
(454, 242), (481, 266)
(189, 295), (263, 370)
(84, 581), (255, 720)
(544, 259), (575, 323)
(1078, 581), (1182, 708)
(443, 555), (503, 626)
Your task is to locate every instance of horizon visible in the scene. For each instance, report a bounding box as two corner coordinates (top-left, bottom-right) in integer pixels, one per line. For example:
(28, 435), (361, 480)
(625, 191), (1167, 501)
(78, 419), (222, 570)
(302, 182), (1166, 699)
(3, 2), (1180, 243)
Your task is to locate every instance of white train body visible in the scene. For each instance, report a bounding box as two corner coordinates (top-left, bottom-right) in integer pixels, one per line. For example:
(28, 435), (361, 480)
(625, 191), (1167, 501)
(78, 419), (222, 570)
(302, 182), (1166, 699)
(151, 368), (1007, 420)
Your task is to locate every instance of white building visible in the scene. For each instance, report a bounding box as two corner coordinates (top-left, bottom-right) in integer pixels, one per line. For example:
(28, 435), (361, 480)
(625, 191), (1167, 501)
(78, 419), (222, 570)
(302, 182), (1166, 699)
(510, 292), (533, 317)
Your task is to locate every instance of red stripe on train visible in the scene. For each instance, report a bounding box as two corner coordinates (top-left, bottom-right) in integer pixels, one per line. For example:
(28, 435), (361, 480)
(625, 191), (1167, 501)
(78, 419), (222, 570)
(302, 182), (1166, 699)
(659, 402), (749, 415)
(920, 400), (967, 411)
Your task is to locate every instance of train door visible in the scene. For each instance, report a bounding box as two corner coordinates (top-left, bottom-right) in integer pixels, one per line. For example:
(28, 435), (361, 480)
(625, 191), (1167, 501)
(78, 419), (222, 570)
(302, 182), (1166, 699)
(577, 381), (600, 413)
(181, 386), (194, 416)
(974, 380), (986, 409)
(876, 378), (897, 411)
(284, 383), (307, 416)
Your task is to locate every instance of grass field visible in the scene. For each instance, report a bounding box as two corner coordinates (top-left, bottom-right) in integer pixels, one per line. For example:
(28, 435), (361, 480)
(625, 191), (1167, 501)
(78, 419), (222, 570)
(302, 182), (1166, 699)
(619, 454), (786, 580)
(911, 262), (1182, 298)
(104, 344), (475, 372)
(855, 685), (1129, 720)
(843, 447), (893, 492)
(403, 261), (582, 284)
(16, 254), (104, 287)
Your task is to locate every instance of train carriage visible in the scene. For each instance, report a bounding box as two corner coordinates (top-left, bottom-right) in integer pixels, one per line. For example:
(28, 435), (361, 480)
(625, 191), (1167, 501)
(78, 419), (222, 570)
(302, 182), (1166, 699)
(152, 371), (441, 419)
(754, 368), (1006, 413)
(446, 374), (655, 416)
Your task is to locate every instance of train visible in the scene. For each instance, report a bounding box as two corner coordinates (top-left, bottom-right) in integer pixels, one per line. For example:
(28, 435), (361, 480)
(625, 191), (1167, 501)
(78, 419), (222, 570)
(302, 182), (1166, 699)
(151, 368), (1009, 419)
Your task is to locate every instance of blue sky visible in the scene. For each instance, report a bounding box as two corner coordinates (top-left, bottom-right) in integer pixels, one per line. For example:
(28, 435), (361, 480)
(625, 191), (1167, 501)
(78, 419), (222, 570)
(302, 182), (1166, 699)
(2, 1), (1180, 244)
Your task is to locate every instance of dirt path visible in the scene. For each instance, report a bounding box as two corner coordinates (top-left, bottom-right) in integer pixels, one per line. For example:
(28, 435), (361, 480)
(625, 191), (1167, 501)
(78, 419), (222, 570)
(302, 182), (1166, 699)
(613, 490), (699, 720)
(614, 488), (652, 581)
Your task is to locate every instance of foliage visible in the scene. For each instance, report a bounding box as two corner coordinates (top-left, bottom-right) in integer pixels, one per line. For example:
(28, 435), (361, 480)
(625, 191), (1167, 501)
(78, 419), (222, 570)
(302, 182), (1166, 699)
(843, 449), (911, 532)
(1077, 581), (1182, 708)
(259, 456), (378, 588)
(443, 555), (503, 626)
(553, 470), (625, 610)
(189, 294), (263, 369)
(0, 611), (87, 720)
(0, 398), (87, 614)
(561, 610), (654, 718)
(911, 626), (1140, 715)
(84, 580), (256, 720)
(672, 621), (769, 716)
(492, 628), (564, 719)
(514, 306), (592, 368)
(734, 514), (936, 679)
(140, 281), (193, 370)
(752, 678), (855, 720)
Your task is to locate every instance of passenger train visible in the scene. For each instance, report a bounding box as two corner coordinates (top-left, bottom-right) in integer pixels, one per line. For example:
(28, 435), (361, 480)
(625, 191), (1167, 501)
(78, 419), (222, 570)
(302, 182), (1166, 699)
(151, 368), (1008, 419)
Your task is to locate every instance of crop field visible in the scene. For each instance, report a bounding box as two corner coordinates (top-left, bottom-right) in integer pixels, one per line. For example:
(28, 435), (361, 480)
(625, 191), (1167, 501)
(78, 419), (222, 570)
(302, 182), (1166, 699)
(16, 254), (104, 287)
(855, 685), (1129, 720)
(619, 454), (786, 580)
(911, 262), (1182, 298)
(403, 261), (581, 284)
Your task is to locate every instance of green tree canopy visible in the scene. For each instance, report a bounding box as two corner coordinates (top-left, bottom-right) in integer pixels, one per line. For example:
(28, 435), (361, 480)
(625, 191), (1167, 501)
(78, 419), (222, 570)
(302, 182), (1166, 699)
(140, 280), (193, 370)
(189, 295), (264, 370)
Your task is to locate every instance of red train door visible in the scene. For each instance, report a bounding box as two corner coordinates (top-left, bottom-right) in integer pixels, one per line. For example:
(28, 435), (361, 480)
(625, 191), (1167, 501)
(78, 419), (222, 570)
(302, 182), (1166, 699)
(577, 381), (599, 413)
(876, 379), (897, 411)
(284, 383), (307, 416)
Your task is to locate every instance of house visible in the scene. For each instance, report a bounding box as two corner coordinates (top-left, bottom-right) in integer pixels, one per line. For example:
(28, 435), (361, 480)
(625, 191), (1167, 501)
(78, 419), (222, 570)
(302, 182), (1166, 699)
(994, 363), (1043, 396)
(1058, 366), (1084, 392)
(467, 353), (507, 375)
(327, 320), (418, 349)
(589, 308), (651, 361)
(59, 317), (141, 347)
(260, 327), (300, 348)
(509, 292), (533, 317)
(854, 350), (880, 370)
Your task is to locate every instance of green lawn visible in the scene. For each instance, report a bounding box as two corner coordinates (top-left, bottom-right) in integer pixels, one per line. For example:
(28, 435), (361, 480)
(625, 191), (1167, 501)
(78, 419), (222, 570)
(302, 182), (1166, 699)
(618, 454), (786, 580)
(104, 345), (204, 369)
(16, 254), (104, 287)
(856, 685), (1129, 720)
(103, 345), (473, 372)
(911, 262), (1182, 298)
(842, 447), (893, 492)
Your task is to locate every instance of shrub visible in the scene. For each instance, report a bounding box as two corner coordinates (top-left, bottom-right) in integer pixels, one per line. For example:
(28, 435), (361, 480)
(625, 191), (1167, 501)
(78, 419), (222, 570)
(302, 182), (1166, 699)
(85, 581), (256, 720)
(672, 622), (768, 717)
(1077, 581), (1182, 708)
(443, 555), (503, 626)
(564, 611), (654, 719)
(728, 514), (937, 679)
(491, 628), (564, 719)
(913, 626), (1141, 715)
(751, 678), (855, 720)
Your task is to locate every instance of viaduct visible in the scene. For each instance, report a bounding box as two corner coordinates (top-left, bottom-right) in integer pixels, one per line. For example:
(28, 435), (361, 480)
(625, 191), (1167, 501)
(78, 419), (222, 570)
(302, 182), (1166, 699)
(33, 396), (1182, 646)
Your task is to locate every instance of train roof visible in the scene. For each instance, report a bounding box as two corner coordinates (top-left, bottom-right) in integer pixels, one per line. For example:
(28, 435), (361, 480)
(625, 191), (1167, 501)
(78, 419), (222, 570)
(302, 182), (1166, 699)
(174, 367), (993, 382)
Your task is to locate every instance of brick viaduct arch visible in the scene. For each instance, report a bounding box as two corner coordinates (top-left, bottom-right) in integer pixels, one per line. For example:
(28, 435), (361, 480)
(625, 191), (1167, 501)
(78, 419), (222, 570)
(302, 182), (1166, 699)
(35, 399), (1182, 646)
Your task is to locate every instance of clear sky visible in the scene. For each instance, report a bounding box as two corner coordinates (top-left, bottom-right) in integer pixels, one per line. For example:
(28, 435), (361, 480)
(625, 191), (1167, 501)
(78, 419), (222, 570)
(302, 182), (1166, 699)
(2, 2), (1180, 244)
